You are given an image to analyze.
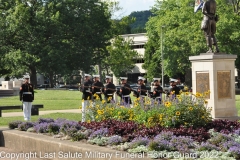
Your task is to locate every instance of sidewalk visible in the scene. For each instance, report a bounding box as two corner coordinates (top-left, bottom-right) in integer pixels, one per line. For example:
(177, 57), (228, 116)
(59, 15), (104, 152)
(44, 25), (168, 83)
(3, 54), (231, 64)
(2, 109), (81, 117)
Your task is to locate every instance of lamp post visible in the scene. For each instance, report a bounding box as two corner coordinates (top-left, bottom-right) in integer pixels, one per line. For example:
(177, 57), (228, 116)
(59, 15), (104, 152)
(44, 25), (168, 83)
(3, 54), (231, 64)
(161, 25), (165, 88)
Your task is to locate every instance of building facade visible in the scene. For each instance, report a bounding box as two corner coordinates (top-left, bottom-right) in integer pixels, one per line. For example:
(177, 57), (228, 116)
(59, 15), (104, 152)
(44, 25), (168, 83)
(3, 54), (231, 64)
(113, 33), (148, 85)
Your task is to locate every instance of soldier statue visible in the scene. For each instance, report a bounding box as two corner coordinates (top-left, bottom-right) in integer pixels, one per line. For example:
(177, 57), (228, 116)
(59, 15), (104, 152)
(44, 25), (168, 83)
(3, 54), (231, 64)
(201, 0), (219, 53)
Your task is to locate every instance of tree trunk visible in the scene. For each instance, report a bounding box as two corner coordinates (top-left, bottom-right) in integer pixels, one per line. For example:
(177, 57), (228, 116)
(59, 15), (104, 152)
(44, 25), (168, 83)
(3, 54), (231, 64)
(49, 72), (54, 88)
(29, 66), (37, 88)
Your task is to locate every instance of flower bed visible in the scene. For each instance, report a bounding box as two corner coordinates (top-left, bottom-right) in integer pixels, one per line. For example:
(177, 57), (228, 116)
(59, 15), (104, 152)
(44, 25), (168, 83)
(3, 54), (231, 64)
(9, 118), (240, 159)
(85, 91), (212, 128)
(8, 91), (240, 159)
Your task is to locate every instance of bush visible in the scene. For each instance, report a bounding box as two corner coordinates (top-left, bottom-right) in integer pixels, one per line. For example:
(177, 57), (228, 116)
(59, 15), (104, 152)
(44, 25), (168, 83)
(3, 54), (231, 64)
(86, 91), (212, 128)
(8, 121), (22, 129)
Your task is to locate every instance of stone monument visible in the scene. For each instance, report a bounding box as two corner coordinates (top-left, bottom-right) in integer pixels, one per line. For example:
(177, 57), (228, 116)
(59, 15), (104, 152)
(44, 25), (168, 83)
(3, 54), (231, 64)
(189, 0), (238, 120)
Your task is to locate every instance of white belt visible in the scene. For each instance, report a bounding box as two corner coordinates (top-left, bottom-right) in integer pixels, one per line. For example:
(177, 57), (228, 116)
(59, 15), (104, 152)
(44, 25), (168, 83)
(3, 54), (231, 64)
(96, 92), (101, 94)
(23, 92), (32, 94)
(123, 95), (130, 97)
(140, 95), (147, 97)
(107, 94), (113, 96)
(155, 97), (161, 99)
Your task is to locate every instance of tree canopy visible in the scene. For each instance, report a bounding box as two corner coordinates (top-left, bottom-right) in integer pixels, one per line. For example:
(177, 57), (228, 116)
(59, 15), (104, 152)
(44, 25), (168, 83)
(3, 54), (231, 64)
(143, 0), (240, 83)
(0, 0), (112, 87)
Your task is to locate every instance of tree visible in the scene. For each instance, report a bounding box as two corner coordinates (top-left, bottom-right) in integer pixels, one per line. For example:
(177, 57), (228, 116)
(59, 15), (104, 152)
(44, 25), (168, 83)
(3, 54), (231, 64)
(144, 0), (240, 82)
(105, 36), (139, 78)
(0, 0), (112, 87)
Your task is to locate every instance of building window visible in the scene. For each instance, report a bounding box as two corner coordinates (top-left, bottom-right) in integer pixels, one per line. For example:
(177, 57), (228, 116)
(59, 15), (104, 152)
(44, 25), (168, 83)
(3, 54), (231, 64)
(132, 45), (145, 49)
(135, 59), (144, 63)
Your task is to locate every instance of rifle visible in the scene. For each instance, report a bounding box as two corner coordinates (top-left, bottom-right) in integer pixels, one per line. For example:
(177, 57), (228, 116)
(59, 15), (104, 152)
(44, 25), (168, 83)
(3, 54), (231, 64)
(92, 85), (104, 89)
(104, 88), (116, 91)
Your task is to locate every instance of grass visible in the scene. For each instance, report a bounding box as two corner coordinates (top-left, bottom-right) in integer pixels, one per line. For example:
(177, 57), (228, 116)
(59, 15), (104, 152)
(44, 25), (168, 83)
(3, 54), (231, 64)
(0, 113), (82, 127)
(0, 90), (82, 112)
(0, 90), (137, 112)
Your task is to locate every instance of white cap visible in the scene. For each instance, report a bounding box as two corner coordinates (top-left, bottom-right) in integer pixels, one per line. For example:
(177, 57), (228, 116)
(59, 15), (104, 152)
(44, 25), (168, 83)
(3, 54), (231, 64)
(120, 77), (128, 80)
(138, 76), (145, 81)
(153, 78), (161, 82)
(105, 75), (112, 79)
(93, 75), (100, 78)
(84, 74), (91, 77)
(170, 78), (178, 82)
(23, 75), (30, 79)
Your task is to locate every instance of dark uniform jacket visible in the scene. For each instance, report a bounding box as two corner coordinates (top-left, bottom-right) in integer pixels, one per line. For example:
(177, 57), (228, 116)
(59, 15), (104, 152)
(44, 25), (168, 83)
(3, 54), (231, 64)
(19, 83), (34, 102)
(170, 85), (180, 95)
(81, 80), (93, 100)
(92, 81), (104, 100)
(104, 82), (116, 102)
(133, 84), (147, 98)
(138, 84), (147, 97)
(152, 85), (163, 98)
(119, 83), (132, 104)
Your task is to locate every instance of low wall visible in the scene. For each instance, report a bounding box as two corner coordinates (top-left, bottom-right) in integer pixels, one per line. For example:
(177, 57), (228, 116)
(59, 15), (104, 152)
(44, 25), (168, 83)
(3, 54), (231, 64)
(0, 129), (151, 160)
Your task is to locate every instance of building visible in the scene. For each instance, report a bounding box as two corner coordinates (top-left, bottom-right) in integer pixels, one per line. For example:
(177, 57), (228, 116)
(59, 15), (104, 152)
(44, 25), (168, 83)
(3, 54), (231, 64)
(113, 33), (148, 84)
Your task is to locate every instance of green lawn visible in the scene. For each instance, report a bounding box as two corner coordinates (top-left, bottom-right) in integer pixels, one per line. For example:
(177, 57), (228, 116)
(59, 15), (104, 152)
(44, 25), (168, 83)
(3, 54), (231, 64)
(0, 90), (137, 112)
(0, 90), (82, 112)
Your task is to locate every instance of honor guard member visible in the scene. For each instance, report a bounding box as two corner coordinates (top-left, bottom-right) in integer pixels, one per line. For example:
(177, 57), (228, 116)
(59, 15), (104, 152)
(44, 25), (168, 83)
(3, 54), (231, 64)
(152, 78), (163, 104)
(118, 77), (132, 107)
(19, 75), (34, 121)
(133, 76), (147, 98)
(81, 74), (93, 122)
(104, 75), (116, 103)
(169, 78), (180, 98)
(92, 75), (104, 101)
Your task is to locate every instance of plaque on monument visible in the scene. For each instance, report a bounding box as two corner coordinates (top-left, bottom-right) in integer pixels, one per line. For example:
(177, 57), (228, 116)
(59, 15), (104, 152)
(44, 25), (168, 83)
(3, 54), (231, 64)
(217, 71), (231, 99)
(196, 72), (210, 98)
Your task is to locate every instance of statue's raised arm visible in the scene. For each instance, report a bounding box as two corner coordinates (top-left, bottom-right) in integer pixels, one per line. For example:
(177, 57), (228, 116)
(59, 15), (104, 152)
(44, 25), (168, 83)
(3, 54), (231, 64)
(201, 0), (219, 53)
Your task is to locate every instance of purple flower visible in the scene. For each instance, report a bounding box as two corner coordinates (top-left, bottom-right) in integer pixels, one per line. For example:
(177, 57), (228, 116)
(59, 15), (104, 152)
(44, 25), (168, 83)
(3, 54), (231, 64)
(234, 128), (240, 135)
(229, 145), (240, 158)
(36, 118), (54, 124)
(18, 122), (34, 131)
(208, 132), (233, 145)
(154, 131), (175, 141)
(107, 135), (123, 145)
(47, 122), (60, 134)
(34, 122), (49, 133)
(89, 128), (109, 139)
(169, 136), (195, 152)
(59, 120), (81, 134)
(221, 141), (240, 152)
(129, 136), (150, 149)
(197, 142), (219, 151)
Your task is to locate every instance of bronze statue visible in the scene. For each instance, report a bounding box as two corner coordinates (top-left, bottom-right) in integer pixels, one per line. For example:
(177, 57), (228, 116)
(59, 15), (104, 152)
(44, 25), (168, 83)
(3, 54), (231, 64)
(201, 0), (219, 53)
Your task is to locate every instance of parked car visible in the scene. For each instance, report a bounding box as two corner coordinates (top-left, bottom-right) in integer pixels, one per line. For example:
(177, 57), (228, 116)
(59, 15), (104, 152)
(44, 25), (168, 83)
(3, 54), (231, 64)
(37, 84), (50, 89)
(164, 85), (191, 93)
(68, 85), (79, 91)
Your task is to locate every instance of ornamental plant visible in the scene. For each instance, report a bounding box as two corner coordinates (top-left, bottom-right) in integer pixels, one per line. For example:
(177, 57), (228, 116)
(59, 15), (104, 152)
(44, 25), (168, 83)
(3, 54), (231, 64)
(86, 91), (212, 128)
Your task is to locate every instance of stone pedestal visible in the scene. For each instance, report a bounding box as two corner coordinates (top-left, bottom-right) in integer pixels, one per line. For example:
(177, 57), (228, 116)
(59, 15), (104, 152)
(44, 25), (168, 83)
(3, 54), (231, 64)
(189, 53), (238, 119)
(13, 81), (23, 88)
(1, 81), (13, 89)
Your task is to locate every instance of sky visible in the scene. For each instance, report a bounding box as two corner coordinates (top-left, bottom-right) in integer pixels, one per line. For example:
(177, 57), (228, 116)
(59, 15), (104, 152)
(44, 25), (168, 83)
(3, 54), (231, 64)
(114, 0), (156, 18)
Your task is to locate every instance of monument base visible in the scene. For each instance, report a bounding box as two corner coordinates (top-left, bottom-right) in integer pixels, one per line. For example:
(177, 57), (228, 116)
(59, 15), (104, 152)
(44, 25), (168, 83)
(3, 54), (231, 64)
(214, 116), (240, 121)
(189, 53), (238, 119)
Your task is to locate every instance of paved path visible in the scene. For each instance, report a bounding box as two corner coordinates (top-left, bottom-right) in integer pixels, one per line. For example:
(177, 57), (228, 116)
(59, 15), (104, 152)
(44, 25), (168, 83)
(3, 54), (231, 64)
(2, 109), (81, 117)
